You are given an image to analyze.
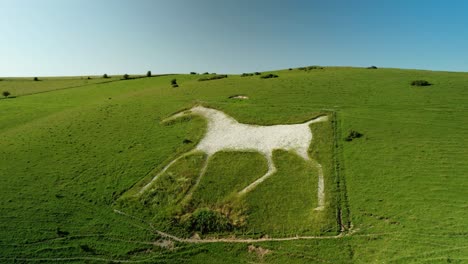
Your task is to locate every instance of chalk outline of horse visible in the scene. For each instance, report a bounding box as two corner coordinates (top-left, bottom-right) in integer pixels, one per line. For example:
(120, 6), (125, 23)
(139, 105), (328, 210)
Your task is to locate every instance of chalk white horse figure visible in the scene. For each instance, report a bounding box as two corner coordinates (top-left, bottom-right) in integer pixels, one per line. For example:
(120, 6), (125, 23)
(140, 105), (328, 210)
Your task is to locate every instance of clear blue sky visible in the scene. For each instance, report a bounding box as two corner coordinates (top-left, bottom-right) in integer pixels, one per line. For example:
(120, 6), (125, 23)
(1, 0), (468, 76)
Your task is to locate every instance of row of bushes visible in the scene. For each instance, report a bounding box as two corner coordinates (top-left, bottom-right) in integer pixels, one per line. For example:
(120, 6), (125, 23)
(198, 75), (228, 81)
(260, 73), (279, 79)
(298, 66), (323, 71)
(411, 80), (431, 86)
(102, 71), (152, 80)
(240, 72), (261, 77)
(190, 72), (215, 75)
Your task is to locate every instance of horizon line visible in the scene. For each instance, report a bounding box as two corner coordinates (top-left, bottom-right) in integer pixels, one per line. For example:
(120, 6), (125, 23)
(1, 65), (467, 78)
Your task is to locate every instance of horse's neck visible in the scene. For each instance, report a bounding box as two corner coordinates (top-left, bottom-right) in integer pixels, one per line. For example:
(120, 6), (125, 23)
(198, 108), (238, 128)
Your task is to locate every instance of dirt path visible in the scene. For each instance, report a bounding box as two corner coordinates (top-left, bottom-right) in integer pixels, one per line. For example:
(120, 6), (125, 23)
(152, 228), (344, 243)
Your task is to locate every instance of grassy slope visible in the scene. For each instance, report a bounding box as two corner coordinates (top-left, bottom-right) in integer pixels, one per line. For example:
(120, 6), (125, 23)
(0, 68), (467, 263)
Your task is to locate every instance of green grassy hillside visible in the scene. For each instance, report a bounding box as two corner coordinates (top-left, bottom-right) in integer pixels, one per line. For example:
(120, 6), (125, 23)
(0, 67), (467, 263)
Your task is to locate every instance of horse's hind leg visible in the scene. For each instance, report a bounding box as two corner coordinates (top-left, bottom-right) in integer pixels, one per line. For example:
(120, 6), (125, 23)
(314, 162), (325, 211)
(238, 152), (277, 195)
(138, 150), (196, 195)
(299, 150), (325, 211)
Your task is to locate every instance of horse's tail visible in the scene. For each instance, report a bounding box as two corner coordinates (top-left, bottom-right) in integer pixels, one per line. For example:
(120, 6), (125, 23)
(305, 115), (328, 125)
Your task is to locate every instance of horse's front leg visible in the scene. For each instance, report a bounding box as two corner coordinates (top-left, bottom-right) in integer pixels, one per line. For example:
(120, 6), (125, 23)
(138, 150), (197, 195)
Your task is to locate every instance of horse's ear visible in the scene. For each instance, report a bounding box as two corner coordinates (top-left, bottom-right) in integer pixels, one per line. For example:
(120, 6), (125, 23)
(160, 110), (192, 125)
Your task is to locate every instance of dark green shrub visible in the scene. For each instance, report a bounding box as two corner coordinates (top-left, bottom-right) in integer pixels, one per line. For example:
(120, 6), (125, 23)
(79, 244), (94, 253)
(33, 77), (39, 81)
(87, 76), (91, 80)
(123, 74), (129, 80)
(203, 72), (209, 75)
(103, 74), (109, 79)
(184, 208), (231, 234)
(345, 130), (363, 141)
(171, 78), (178, 88)
(2, 91), (10, 98)
(147, 71), (152, 77)
(288, 68), (293, 70)
(190, 72), (197, 75)
(411, 80), (431, 86)
(241, 73), (254, 77)
(254, 72), (261, 75)
(260, 73), (278, 79)
(56, 228), (69, 237)
(367, 66), (378, 69)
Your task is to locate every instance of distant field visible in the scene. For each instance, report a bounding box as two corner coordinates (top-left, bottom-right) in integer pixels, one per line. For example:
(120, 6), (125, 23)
(0, 76), (117, 97)
(0, 67), (467, 263)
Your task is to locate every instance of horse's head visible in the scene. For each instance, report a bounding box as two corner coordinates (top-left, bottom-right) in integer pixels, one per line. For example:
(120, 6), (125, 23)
(161, 105), (207, 124)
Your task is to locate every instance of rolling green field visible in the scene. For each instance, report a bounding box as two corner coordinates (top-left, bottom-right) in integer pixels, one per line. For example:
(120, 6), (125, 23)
(0, 67), (467, 263)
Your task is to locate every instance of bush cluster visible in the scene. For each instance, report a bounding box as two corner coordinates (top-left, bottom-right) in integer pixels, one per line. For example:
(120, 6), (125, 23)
(411, 80), (431, 86)
(190, 72), (197, 75)
(103, 74), (110, 79)
(367, 66), (378, 69)
(183, 208), (231, 234)
(2, 91), (10, 98)
(260, 73), (279, 79)
(345, 130), (363, 141)
(198, 75), (228, 81)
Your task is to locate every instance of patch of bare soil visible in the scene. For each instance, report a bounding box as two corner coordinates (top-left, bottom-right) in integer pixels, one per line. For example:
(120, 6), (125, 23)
(248, 244), (271, 259)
